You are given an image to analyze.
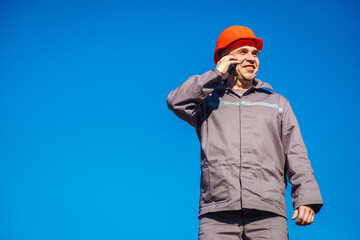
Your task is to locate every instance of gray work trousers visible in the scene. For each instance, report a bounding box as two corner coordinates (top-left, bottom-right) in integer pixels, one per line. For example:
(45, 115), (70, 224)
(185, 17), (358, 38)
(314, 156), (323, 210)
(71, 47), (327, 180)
(198, 210), (288, 240)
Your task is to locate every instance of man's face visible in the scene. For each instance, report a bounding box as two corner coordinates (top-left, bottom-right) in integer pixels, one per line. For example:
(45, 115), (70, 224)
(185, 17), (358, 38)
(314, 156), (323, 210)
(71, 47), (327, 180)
(223, 41), (260, 82)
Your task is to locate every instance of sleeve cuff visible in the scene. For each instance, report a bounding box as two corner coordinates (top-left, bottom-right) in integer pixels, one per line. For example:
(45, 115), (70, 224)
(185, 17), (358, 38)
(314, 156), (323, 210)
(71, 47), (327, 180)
(213, 68), (227, 81)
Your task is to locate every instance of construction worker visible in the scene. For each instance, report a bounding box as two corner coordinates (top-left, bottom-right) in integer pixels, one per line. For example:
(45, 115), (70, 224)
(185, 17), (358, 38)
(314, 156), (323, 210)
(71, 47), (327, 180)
(167, 26), (323, 239)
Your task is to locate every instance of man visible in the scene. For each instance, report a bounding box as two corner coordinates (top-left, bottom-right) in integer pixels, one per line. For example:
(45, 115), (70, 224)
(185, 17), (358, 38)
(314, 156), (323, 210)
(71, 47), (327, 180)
(167, 26), (323, 240)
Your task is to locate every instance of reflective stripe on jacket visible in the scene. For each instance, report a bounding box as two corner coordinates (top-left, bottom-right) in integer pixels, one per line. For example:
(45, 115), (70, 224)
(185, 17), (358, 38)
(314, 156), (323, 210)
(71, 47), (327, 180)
(167, 69), (323, 218)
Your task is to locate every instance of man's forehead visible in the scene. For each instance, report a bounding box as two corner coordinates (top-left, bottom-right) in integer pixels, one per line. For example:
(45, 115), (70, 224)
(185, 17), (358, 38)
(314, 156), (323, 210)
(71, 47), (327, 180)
(225, 40), (258, 53)
(233, 45), (258, 51)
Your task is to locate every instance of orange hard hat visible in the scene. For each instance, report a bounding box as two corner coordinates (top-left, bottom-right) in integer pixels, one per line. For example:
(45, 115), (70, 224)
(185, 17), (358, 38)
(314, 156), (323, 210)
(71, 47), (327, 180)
(214, 26), (263, 64)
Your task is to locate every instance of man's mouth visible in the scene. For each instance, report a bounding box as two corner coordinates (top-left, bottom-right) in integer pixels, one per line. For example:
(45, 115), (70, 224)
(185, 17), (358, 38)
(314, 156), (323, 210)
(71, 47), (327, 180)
(242, 65), (256, 72)
(243, 65), (255, 69)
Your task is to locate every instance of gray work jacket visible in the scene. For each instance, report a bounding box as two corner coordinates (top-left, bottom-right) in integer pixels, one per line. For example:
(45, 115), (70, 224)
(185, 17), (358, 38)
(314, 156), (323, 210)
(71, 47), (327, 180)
(167, 69), (323, 218)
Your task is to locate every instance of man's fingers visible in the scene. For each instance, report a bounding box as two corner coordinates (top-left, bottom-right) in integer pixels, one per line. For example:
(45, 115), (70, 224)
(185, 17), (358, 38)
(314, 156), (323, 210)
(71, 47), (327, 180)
(306, 209), (315, 225)
(306, 212), (314, 225)
(217, 55), (236, 66)
(295, 207), (305, 225)
(227, 60), (241, 65)
(291, 209), (298, 220)
(310, 214), (315, 224)
(216, 57), (241, 75)
(294, 206), (315, 226)
(220, 54), (238, 61)
(300, 207), (310, 225)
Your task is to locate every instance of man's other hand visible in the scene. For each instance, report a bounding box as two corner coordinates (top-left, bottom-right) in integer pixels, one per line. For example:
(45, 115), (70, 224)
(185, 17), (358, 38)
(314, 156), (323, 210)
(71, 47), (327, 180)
(291, 205), (315, 226)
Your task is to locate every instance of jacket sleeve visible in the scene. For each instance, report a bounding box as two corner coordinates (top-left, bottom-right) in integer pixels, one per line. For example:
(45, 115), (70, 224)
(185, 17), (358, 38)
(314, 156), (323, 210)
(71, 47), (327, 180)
(167, 69), (223, 127)
(282, 101), (323, 213)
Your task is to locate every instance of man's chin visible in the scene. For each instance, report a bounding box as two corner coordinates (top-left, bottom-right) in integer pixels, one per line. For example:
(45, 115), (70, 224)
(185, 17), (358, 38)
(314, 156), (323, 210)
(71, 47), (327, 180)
(237, 72), (256, 81)
(241, 76), (254, 82)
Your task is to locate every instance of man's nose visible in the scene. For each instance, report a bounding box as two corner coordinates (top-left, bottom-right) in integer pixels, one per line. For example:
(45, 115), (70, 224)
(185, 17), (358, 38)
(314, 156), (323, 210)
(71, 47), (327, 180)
(245, 53), (255, 62)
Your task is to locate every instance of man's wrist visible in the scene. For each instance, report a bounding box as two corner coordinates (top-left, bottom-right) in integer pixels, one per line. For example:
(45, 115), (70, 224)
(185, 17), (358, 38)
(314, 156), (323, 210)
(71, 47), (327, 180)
(214, 68), (227, 80)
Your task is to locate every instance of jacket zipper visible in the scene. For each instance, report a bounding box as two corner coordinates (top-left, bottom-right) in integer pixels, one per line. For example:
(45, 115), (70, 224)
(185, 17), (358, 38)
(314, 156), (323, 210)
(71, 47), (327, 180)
(239, 94), (243, 209)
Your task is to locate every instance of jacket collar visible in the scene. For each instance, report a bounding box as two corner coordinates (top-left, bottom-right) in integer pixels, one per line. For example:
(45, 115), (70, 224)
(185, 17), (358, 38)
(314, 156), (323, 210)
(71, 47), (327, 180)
(217, 79), (275, 93)
(251, 79), (274, 93)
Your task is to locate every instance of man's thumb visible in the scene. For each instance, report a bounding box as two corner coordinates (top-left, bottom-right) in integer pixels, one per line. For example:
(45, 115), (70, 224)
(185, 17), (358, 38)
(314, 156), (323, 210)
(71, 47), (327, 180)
(291, 209), (299, 220)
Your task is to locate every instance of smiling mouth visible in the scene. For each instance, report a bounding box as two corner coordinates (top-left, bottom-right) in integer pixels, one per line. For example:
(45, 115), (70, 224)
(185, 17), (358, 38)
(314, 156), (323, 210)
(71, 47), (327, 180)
(243, 65), (255, 69)
(243, 65), (255, 72)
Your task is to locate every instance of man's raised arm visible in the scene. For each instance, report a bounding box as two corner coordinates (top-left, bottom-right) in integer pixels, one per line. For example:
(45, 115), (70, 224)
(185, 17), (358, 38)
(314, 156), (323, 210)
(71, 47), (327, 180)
(167, 69), (224, 127)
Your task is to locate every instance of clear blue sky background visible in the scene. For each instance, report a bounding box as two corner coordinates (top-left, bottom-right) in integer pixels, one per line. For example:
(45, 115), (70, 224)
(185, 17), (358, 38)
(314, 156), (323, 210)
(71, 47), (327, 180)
(1, 0), (359, 239)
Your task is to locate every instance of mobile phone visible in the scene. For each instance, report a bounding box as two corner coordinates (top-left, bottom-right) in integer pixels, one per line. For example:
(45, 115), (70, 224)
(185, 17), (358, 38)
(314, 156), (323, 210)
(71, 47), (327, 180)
(227, 64), (237, 75)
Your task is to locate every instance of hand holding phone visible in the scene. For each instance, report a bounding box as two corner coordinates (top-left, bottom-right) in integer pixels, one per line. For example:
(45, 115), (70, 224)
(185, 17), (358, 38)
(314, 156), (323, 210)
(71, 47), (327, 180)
(216, 55), (240, 75)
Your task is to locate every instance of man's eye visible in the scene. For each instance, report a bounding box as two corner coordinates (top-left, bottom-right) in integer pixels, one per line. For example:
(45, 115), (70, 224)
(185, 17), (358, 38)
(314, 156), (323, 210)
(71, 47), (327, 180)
(253, 52), (259, 56)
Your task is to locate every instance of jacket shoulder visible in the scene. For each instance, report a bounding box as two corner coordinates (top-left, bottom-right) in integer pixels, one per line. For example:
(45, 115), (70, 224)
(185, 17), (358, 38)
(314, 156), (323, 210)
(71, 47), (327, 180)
(254, 79), (289, 108)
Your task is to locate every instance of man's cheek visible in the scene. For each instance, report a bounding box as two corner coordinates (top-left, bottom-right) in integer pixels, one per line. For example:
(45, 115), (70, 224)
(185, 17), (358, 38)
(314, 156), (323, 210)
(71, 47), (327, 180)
(255, 62), (260, 74)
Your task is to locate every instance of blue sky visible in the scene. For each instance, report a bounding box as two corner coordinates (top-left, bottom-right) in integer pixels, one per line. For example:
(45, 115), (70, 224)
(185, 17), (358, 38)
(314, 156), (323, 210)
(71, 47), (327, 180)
(1, 0), (359, 239)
